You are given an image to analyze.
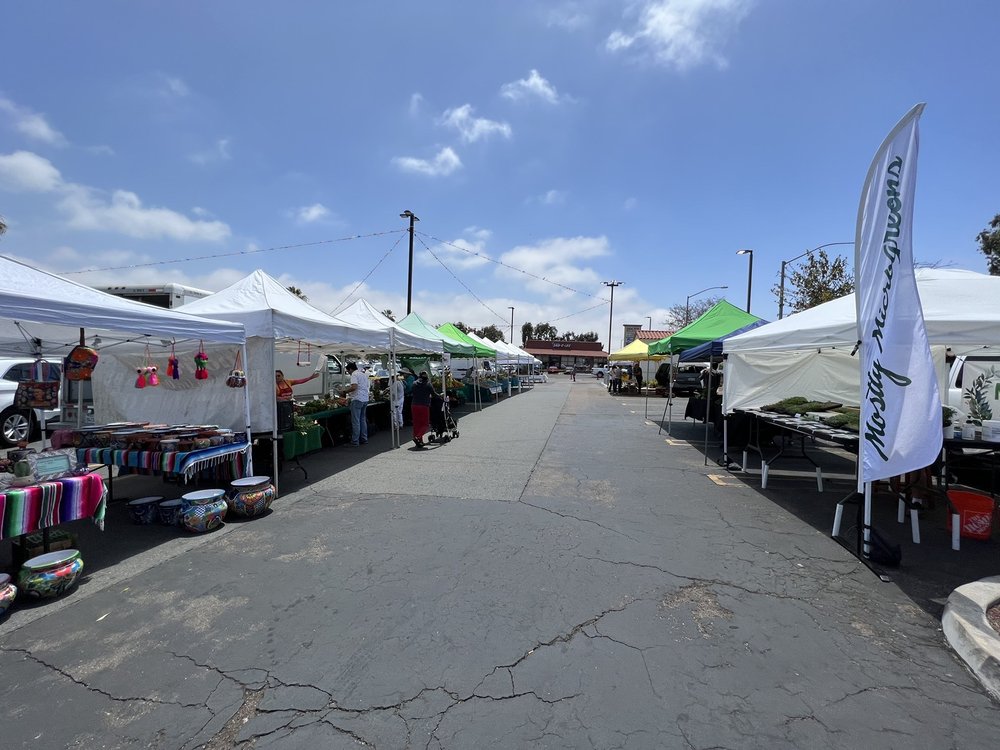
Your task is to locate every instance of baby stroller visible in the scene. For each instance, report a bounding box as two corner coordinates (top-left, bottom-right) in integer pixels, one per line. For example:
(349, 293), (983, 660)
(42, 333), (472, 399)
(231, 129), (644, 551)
(426, 393), (459, 443)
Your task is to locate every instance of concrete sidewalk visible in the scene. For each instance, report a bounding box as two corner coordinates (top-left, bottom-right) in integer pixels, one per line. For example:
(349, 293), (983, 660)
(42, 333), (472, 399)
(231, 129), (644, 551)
(2, 379), (998, 749)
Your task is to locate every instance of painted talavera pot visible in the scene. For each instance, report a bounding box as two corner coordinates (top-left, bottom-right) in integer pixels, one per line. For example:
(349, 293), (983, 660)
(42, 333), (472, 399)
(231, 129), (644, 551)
(0, 573), (17, 616)
(19, 549), (84, 599)
(180, 489), (227, 533)
(228, 476), (275, 518)
(157, 498), (184, 527)
(127, 496), (163, 524)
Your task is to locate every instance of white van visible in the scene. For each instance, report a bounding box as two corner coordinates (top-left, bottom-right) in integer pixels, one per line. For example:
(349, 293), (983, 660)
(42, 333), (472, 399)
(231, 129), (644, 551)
(947, 354), (1000, 420)
(273, 353), (351, 399)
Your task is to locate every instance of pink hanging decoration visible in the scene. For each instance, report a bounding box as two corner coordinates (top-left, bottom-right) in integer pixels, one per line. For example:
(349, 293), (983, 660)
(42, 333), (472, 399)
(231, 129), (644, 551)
(148, 365), (159, 387)
(135, 367), (147, 389)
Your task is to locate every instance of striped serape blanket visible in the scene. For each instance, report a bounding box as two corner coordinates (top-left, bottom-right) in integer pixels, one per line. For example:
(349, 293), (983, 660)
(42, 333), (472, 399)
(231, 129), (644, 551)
(76, 441), (250, 481)
(0, 472), (108, 540)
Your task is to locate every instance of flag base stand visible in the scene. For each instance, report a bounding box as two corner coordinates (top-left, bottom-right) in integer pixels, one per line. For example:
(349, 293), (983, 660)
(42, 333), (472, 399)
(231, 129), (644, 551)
(831, 492), (892, 582)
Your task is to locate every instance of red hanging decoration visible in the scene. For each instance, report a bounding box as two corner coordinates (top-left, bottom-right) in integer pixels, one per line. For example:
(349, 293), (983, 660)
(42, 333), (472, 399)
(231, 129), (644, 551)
(195, 341), (209, 380)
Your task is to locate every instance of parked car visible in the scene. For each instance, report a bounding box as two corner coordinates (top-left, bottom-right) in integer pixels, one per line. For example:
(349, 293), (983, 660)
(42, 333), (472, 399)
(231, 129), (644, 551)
(592, 365), (606, 378)
(0, 359), (63, 447)
(547, 365), (561, 374)
(670, 363), (707, 396)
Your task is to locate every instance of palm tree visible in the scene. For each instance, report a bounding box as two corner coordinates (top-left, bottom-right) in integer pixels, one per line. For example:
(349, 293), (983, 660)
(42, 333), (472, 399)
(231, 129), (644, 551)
(381, 309), (395, 321)
(0, 215), (7, 239)
(286, 285), (307, 301)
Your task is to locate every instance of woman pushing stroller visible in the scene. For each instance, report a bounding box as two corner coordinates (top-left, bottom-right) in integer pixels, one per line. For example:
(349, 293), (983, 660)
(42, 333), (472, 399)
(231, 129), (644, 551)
(410, 371), (437, 449)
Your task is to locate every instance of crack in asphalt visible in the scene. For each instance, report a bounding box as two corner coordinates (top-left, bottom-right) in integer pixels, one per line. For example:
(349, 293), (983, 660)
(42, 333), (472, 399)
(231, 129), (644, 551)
(0, 645), (212, 709)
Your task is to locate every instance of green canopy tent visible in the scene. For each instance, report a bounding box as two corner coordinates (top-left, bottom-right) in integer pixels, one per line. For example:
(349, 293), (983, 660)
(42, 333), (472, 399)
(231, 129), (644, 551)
(398, 313), (476, 357)
(648, 300), (762, 355)
(648, 300), (763, 440)
(437, 323), (496, 410)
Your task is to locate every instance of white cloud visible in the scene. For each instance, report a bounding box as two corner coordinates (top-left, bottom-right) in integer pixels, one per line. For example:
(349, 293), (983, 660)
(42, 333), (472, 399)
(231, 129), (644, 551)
(0, 149), (231, 242)
(59, 185), (231, 242)
(0, 96), (68, 146)
(463, 226), (492, 241)
(623, 197), (638, 211)
(87, 144), (115, 156)
(500, 70), (563, 104)
(606, 0), (753, 71)
(189, 137), (232, 166)
(541, 189), (567, 205)
(497, 236), (611, 298)
(546, 4), (590, 30)
(0, 150), (64, 192)
(409, 93), (424, 117)
(160, 74), (190, 97)
(418, 236), (492, 272)
(294, 203), (330, 224)
(392, 147), (463, 177)
(440, 104), (512, 143)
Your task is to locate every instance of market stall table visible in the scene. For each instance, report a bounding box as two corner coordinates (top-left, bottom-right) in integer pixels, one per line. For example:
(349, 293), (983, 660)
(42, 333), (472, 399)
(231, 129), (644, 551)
(735, 409), (859, 491)
(0, 472), (107, 553)
(76, 441), (250, 499)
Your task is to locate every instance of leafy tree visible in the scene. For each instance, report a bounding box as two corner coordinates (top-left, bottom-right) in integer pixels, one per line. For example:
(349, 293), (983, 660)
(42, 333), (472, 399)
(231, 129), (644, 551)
(520, 322), (534, 344)
(380, 308), (395, 321)
(532, 323), (558, 340)
(664, 297), (722, 329)
(286, 286), (307, 301)
(976, 213), (1000, 275)
(452, 322), (471, 334)
(575, 331), (599, 342)
(772, 249), (853, 313)
(0, 215), (6, 238)
(476, 324), (506, 342)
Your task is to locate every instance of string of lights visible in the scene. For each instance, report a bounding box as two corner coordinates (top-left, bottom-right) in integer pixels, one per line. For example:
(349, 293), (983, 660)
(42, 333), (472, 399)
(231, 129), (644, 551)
(416, 233), (508, 325)
(329, 232), (406, 314)
(60, 229), (407, 274)
(417, 231), (604, 300)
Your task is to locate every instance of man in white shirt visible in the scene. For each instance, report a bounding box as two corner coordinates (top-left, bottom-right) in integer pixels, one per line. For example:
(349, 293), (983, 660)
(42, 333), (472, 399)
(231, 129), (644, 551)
(341, 362), (370, 445)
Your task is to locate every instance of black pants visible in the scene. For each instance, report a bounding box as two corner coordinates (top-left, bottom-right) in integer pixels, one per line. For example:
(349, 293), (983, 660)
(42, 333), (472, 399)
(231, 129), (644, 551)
(277, 400), (294, 432)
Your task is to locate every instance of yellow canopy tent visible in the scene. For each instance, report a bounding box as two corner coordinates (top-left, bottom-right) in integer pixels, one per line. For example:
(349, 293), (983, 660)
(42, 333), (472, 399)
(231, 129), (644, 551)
(608, 338), (667, 362)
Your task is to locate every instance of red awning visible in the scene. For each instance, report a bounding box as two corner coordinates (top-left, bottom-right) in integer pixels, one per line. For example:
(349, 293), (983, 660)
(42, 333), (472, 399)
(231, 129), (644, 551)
(523, 347), (608, 358)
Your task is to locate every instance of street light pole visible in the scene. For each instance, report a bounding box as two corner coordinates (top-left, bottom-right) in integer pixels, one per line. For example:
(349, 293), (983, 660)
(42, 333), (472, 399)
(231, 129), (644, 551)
(685, 285), (728, 326)
(400, 210), (419, 314)
(736, 249), (753, 313)
(508, 306), (515, 343)
(646, 316), (652, 330)
(602, 280), (623, 353)
(777, 241), (853, 319)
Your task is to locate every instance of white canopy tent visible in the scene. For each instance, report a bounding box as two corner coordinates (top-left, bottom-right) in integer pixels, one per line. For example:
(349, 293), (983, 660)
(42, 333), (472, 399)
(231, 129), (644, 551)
(0, 255), (251, 445)
(334, 299), (444, 355)
(723, 268), (1000, 413)
(174, 270), (391, 433)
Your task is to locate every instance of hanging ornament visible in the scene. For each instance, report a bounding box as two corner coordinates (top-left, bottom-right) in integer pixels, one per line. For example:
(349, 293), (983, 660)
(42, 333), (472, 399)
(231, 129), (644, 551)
(135, 367), (147, 389)
(168, 341), (179, 379)
(148, 365), (159, 387)
(195, 341), (209, 380)
(297, 340), (312, 367)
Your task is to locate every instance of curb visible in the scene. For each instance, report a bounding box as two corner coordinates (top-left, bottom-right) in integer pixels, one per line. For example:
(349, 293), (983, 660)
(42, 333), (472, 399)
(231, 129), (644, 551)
(942, 576), (1000, 701)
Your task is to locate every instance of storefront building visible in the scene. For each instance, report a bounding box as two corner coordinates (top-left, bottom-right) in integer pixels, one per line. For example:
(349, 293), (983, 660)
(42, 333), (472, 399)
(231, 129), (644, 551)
(522, 340), (608, 371)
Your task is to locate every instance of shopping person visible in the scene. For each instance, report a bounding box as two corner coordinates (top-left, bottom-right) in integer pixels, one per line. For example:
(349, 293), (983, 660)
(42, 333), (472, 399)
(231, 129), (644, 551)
(410, 371), (435, 449)
(275, 369), (319, 432)
(390, 371), (405, 430)
(340, 361), (370, 445)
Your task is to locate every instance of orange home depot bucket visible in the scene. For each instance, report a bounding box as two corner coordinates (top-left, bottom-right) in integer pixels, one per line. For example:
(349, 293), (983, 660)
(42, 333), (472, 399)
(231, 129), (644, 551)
(946, 489), (996, 541)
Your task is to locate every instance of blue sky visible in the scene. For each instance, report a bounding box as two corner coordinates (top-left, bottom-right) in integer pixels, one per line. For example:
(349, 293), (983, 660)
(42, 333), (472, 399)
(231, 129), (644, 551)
(1, 1), (998, 351)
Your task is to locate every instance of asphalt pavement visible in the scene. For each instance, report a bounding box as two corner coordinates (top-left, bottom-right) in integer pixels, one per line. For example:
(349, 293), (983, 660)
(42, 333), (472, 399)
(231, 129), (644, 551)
(2, 378), (999, 749)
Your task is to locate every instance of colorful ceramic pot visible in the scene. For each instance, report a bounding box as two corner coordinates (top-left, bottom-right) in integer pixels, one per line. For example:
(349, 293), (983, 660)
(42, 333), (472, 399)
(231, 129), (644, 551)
(228, 476), (275, 518)
(18, 549), (84, 599)
(181, 489), (227, 533)
(127, 496), (163, 525)
(0, 573), (17, 617)
(157, 498), (184, 526)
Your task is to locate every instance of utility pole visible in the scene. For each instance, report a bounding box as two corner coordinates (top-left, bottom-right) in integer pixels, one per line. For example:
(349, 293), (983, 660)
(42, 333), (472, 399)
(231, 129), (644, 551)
(602, 280), (623, 353)
(508, 307), (515, 344)
(400, 210), (419, 314)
